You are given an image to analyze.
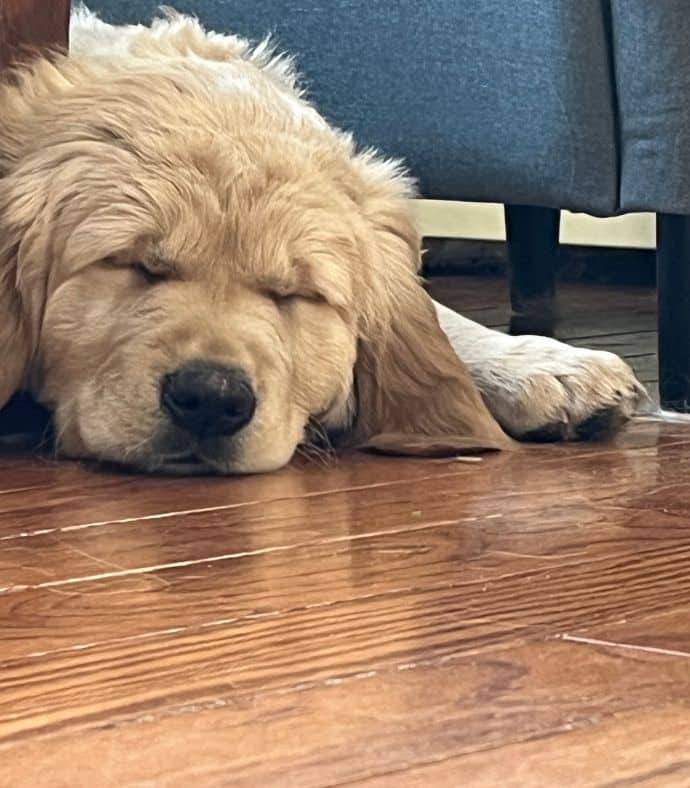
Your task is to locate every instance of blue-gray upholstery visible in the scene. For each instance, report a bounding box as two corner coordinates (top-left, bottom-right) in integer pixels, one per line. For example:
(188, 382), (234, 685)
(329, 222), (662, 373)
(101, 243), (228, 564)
(611, 0), (690, 214)
(85, 1), (690, 217)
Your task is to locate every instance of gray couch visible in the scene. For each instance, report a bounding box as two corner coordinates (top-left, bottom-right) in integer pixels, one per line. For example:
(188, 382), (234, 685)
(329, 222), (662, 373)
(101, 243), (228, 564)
(89, 0), (690, 408)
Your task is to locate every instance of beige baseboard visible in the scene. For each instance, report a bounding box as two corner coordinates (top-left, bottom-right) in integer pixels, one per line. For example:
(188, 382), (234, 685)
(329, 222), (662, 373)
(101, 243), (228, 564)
(413, 200), (656, 250)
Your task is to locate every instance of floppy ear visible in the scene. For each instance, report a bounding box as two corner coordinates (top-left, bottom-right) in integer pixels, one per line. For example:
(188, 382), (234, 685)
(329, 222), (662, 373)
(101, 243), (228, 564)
(0, 131), (32, 411)
(0, 57), (53, 411)
(0, 62), (153, 414)
(0, 164), (48, 410)
(0, 262), (30, 410)
(350, 160), (511, 456)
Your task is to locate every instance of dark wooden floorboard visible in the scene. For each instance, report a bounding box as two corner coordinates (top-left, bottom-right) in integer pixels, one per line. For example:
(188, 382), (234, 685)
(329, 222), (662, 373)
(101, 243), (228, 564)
(2, 276), (689, 787)
(430, 276), (660, 394)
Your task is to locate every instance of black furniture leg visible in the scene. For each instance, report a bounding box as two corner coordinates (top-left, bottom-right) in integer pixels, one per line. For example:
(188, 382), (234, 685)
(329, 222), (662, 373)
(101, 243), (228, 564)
(657, 213), (690, 411)
(505, 204), (560, 336)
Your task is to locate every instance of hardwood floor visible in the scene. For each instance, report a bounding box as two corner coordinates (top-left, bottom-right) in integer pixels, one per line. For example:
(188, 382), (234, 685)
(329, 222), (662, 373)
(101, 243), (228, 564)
(2, 277), (689, 787)
(429, 275), (659, 396)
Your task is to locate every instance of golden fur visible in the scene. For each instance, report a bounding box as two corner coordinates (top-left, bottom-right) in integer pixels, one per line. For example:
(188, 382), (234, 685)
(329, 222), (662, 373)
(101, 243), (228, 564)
(0, 9), (510, 474)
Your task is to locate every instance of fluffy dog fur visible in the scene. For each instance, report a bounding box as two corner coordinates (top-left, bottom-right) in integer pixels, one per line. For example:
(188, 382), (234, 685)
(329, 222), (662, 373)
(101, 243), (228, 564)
(0, 8), (645, 474)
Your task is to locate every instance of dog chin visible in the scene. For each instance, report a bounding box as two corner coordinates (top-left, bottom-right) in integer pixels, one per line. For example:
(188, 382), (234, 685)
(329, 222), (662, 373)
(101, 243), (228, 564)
(139, 452), (227, 476)
(67, 448), (280, 476)
(131, 440), (299, 476)
(57, 404), (306, 475)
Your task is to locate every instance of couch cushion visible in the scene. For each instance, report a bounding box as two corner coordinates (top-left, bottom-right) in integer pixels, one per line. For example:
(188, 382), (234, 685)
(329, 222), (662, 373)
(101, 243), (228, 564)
(85, 1), (619, 213)
(612, 0), (690, 214)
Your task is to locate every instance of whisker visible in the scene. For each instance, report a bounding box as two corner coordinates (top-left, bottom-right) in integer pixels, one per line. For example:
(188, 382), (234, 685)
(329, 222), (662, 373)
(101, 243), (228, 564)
(297, 417), (337, 468)
(295, 444), (333, 468)
(306, 417), (334, 451)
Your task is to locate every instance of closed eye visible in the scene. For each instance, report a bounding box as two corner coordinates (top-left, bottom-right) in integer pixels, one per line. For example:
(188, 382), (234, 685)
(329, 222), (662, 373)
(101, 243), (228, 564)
(267, 288), (326, 305)
(133, 261), (172, 284)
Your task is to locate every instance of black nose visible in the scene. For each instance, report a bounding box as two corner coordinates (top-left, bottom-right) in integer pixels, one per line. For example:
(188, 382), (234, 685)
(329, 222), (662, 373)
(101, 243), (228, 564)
(161, 361), (256, 438)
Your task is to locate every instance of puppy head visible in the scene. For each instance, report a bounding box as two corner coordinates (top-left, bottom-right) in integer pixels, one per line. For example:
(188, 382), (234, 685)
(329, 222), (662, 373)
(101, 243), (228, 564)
(0, 53), (507, 474)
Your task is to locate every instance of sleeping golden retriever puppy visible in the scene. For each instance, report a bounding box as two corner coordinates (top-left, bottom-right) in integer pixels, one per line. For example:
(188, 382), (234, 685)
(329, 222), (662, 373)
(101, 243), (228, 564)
(0, 8), (646, 474)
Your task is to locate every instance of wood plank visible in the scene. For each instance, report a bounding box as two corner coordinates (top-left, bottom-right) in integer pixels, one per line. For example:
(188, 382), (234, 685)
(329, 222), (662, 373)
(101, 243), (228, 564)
(0, 453), (496, 537)
(565, 605), (690, 657)
(7, 442), (689, 584)
(1, 423), (688, 640)
(359, 707), (690, 788)
(0, 640), (687, 787)
(1, 428), (688, 590)
(2, 499), (690, 660)
(1, 420), (686, 538)
(3, 431), (690, 740)
(1, 536), (687, 743)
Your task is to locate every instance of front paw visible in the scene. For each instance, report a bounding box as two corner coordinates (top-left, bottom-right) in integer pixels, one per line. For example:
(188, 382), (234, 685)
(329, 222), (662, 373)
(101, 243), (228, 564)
(481, 337), (649, 441)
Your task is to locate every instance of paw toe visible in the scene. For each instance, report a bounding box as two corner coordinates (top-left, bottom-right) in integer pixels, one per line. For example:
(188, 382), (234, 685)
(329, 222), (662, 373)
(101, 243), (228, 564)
(521, 420), (570, 443)
(575, 405), (631, 440)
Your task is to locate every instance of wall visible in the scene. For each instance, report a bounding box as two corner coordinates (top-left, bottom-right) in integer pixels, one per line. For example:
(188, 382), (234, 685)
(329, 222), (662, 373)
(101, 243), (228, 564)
(413, 201), (656, 249)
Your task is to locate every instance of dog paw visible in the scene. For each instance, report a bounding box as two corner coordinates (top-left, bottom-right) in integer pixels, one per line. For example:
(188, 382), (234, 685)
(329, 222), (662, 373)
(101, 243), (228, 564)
(477, 336), (649, 441)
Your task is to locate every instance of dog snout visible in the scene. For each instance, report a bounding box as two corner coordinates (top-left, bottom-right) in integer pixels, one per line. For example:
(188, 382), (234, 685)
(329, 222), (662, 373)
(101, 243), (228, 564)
(161, 360), (256, 438)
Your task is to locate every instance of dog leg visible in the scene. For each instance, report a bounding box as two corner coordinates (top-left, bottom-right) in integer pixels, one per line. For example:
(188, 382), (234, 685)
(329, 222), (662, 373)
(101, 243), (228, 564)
(434, 301), (650, 440)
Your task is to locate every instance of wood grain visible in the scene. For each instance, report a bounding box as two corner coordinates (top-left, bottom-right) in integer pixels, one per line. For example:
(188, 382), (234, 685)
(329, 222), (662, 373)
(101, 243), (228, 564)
(360, 707), (690, 788)
(1, 421), (690, 784)
(1, 642), (688, 788)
